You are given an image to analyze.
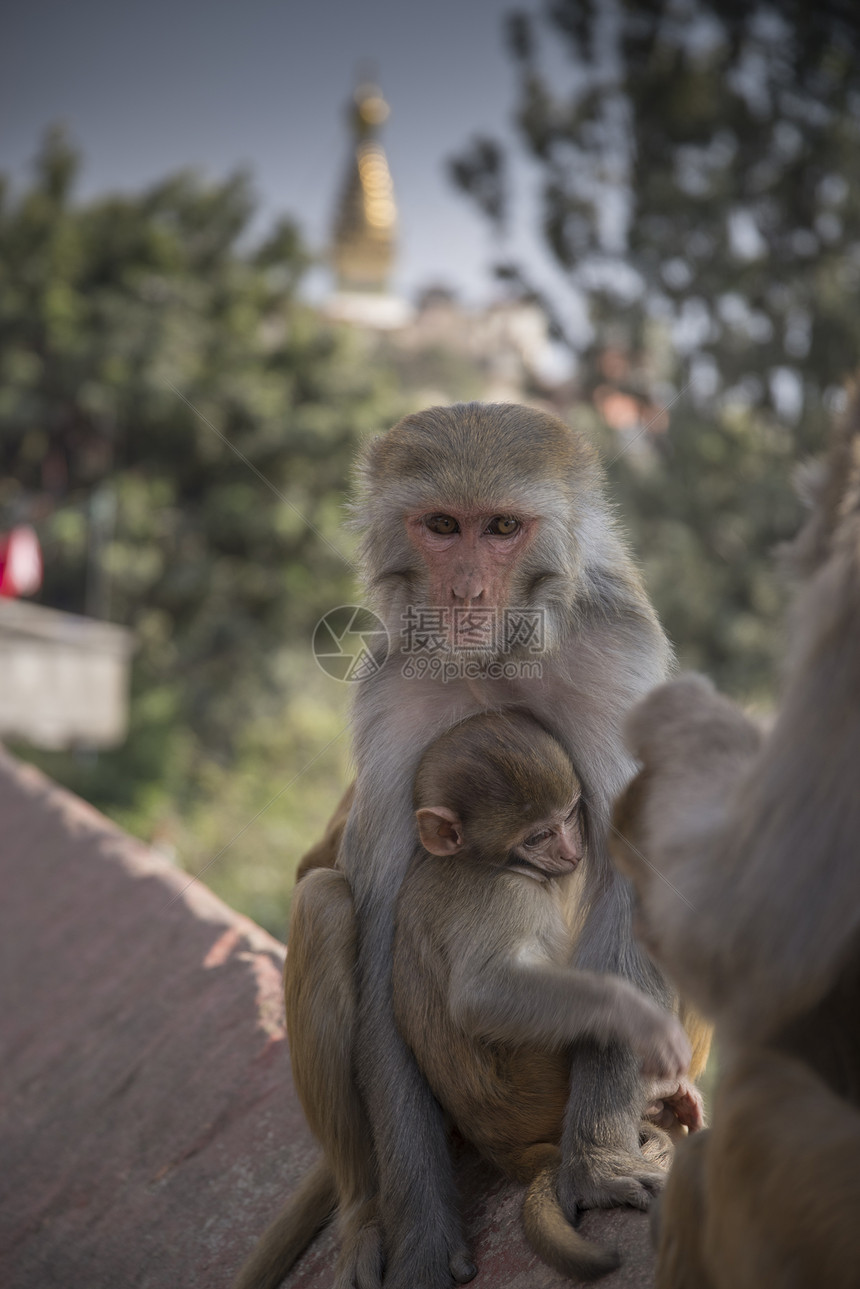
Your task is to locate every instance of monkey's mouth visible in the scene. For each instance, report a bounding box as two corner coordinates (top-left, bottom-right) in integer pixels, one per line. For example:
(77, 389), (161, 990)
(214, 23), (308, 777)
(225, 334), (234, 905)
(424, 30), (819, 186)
(507, 854), (580, 880)
(543, 855), (581, 875)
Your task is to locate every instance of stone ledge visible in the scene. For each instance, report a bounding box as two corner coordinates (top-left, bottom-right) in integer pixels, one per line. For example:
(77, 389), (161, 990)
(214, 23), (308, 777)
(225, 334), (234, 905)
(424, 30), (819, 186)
(0, 748), (655, 1288)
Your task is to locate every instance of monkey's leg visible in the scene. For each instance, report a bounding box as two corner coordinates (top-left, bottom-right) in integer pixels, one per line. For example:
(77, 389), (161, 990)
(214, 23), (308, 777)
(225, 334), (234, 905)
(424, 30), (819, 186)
(557, 881), (671, 1215)
(284, 868), (383, 1289)
(338, 745), (477, 1289)
(353, 897), (476, 1289)
(557, 1035), (667, 1215)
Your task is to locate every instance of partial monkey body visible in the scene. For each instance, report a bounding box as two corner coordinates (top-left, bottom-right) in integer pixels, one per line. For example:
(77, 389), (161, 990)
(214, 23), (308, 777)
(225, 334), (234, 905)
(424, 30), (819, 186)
(392, 711), (701, 1281)
(610, 395), (860, 1288)
(231, 708), (702, 1289)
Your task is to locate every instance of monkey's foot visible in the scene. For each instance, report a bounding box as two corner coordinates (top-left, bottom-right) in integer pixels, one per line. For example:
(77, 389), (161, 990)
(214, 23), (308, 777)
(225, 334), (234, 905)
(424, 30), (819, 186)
(335, 1202), (474, 1289)
(556, 1144), (667, 1217)
(638, 1121), (675, 1170)
(380, 1232), (476, 1289)
(333, 1214), (384, 1289)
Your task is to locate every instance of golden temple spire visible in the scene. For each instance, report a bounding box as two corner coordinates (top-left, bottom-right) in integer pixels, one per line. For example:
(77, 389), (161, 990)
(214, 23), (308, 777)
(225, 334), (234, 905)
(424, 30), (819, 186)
(331, 80), (398, 294)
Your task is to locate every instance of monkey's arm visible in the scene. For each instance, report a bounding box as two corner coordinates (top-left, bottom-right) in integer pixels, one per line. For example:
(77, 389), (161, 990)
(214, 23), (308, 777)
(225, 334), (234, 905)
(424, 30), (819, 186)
(448, 942), (691, 1081)
(609, 674), (763, 1022)
(284, 868), (372, 1204)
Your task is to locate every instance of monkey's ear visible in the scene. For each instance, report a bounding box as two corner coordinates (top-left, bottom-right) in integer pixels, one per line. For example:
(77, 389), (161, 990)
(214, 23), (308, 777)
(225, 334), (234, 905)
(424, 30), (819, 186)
(416, 807), (464, 856)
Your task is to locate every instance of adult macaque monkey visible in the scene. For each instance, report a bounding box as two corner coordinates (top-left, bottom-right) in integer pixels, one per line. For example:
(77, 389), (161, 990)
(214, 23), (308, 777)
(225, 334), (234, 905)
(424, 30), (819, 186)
(341, 402), (680, 1288)
(394, 710), (701, 1282)
(238, 402), (678, 1289)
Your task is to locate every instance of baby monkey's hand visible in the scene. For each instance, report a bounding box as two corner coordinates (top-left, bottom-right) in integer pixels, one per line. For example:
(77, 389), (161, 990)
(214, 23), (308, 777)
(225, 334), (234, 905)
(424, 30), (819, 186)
(615, 985), (692, 1082)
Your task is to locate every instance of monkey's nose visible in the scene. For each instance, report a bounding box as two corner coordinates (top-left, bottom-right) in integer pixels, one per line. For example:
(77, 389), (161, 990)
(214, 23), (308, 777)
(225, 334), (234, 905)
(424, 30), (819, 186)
(558, 834), (581, 862)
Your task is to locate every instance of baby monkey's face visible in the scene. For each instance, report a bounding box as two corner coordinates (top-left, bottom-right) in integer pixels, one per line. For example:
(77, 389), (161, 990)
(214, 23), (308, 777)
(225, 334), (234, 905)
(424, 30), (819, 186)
(506, 794), (585, 882)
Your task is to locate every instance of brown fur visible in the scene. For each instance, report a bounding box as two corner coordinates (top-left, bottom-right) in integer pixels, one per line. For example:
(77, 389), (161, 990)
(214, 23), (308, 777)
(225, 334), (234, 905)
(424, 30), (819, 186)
(294, 782), (354, 882)
(610, 393), (860, 1287)
(230, 1159), (337, 1289)
(610, 673), (763, 1027)
(656, 1049), (860, 1289)
(232, 712), (701, 1288)
(613, 395), (860, 1043)
(392, 711), (697, 1282)
(238, 402), (679, 1289)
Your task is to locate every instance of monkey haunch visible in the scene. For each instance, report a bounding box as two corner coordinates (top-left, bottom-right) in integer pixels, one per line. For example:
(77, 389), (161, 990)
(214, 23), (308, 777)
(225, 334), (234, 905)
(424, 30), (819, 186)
(234, 402), (683, 1289)
(393, 710), (699, 1282)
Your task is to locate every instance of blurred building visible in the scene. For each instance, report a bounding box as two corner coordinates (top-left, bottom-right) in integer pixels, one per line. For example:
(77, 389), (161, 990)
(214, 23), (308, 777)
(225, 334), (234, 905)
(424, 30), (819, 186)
(391, 286), (564, 406)
(0, 524), (133, 750)
(325, 81), (412, 330)
(324, 81), (564, 407)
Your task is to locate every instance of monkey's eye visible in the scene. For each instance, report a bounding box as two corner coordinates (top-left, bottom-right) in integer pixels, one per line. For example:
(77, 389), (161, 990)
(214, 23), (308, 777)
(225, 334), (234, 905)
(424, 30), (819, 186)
(524, 828), (553, 848)
(486, 516), (520, 537)
(425, 514), (459, 535)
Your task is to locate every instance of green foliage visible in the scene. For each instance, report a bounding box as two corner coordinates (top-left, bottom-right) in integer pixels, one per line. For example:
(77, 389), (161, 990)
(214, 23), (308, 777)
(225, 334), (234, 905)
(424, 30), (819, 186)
(1, 130), (400, 932)
(113, 657), (353, 940)
(452, 1), (860, 698)
(578, 401), (803, 698)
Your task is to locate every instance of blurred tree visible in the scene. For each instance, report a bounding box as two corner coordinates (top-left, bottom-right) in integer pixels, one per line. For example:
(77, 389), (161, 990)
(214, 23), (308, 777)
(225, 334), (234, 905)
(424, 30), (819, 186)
(0, 130), (400, 930)
(451, 0), (860, 698)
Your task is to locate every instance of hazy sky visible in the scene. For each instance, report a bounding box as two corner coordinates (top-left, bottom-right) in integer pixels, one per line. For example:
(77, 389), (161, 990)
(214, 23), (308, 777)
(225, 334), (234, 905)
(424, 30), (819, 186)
(3, 0), (562, 305)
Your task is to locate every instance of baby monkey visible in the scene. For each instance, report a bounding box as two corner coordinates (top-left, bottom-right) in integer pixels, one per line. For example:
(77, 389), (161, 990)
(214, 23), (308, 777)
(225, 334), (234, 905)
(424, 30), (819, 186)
(393, 710), (699, 1282)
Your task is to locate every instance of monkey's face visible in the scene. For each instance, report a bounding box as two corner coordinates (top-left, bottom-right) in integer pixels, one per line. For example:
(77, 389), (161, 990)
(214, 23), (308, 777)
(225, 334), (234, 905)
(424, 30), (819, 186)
(402, 508), (540, 653)
(355, 405), (600, 655)
(507, 795), (585, 882)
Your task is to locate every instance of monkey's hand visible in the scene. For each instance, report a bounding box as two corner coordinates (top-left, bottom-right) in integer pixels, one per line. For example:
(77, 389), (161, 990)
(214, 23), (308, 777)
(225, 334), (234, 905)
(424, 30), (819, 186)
(644, 1077), (705, 1134)
(614, 985), (692, 1082)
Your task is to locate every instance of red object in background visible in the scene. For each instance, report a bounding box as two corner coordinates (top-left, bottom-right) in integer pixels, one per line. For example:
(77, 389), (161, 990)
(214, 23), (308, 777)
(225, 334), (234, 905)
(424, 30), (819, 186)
(0, 526), (43, 598)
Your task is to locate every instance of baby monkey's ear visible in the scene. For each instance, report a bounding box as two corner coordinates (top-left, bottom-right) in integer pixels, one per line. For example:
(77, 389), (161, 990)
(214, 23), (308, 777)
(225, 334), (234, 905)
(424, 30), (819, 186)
(416, 806), (464, 856)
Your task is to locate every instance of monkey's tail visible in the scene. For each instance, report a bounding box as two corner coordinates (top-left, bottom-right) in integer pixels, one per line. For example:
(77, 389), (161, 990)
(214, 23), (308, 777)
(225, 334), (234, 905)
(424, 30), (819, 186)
(520, 1146), (620, 1283)
(231, 1156), (337, 1289)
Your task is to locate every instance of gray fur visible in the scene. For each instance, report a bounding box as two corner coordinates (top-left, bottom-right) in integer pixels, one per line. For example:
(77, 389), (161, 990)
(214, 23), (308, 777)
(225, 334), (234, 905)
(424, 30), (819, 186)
(339, 403), (674, 1287)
